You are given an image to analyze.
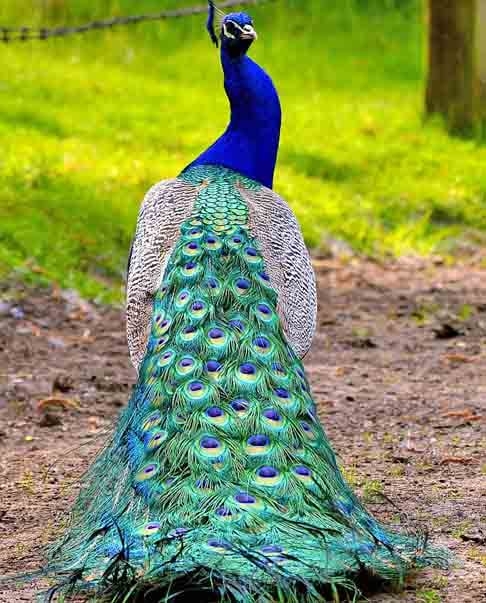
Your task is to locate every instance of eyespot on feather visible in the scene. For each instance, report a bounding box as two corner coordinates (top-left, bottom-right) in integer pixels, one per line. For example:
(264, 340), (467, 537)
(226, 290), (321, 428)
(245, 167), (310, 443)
(205, 538), (231, 554)
(254, 466), (282, 487)
(146, 429), (168, 450)
(198, 436), (225, 458)
(246, 434), (271, 456)
(142, 411), (163, 431)
(135, 463), (159, 482)
(176, 356), (197, 376)
(158, 349), (176, 369)
(175, 289), (192, 311)
(138, 521), (162, 537)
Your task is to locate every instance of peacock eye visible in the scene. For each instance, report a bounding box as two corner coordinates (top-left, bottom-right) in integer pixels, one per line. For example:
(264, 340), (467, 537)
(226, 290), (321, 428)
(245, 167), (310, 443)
(225, 23), (236, 36)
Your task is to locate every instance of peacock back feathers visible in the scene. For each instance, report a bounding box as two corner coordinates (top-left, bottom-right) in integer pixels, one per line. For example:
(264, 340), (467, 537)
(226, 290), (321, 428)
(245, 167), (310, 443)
(44, 165), (448, 603)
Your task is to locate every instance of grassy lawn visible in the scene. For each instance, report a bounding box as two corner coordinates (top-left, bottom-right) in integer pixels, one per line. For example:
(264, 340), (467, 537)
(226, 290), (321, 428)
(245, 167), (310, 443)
(1, 0), (485, 301)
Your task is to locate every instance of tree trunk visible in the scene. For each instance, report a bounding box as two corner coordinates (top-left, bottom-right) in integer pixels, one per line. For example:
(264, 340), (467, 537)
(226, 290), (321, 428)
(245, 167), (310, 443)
(478, 0), (486, 127)
(425, 0), (478, 135)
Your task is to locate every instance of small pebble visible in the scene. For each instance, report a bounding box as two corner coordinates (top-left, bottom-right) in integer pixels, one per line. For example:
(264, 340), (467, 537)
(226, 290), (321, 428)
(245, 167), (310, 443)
(10, 306), (25, 320)
(0, 301), (12, 316)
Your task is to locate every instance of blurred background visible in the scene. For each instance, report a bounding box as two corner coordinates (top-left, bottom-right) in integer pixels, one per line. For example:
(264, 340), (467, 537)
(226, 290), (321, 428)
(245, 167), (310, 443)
(1, 0), (485, 302)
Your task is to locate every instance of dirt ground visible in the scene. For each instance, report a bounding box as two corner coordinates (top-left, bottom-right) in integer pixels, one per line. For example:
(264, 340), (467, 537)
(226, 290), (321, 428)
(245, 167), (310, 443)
(0, 258), (485, 602)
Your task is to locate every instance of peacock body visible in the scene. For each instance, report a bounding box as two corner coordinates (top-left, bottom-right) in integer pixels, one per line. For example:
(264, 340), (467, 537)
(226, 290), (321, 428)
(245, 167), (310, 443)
(41, 6), (448, 602)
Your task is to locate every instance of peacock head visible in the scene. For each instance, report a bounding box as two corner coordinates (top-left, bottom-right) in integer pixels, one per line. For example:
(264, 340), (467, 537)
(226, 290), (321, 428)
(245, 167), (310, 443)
(207, 2), (257, 56)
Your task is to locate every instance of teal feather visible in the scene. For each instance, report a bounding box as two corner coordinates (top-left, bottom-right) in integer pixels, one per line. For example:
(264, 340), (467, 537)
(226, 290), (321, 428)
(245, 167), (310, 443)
(42, 165), (448, 602)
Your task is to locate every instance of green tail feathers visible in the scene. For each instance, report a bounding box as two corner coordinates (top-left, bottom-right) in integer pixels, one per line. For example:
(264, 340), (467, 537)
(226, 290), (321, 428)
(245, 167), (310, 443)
(45, 166), (448, 602)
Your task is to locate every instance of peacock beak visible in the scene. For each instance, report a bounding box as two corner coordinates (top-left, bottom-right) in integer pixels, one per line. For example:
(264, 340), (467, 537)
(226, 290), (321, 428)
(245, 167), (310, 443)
(241, 26), (258, 41)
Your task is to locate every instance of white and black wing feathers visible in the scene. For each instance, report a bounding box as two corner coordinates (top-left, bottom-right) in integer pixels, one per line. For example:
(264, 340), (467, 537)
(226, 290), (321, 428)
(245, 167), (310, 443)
(126, 179), (198, 370)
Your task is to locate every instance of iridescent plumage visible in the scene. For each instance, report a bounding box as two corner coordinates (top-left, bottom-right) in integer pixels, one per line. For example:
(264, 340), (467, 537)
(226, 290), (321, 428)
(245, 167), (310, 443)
(44, 166), (447, 602)
(41, 5), (449, 602)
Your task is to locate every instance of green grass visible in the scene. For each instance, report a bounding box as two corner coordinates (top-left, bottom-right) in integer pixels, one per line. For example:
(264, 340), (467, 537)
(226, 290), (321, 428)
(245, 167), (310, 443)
(1, 0), (486, 301)
(417, 589), (442, 603)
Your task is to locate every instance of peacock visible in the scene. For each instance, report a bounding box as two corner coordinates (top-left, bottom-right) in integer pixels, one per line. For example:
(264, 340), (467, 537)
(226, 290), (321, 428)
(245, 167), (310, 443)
(40, 3), (449, 602)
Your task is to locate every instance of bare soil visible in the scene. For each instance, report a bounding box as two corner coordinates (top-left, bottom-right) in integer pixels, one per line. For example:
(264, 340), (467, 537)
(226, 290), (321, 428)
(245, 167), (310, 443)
(0, 258), (485, 602)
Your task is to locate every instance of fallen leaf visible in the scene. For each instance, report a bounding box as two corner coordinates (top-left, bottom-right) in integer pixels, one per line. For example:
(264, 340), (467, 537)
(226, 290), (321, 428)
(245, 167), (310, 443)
(444, 409), (473, 418)
(440, 456), (474, 465)
(443, 410), (482, 422)
(442, 353), (477, 364)
(64, 333), (96, 344)
(68, 310), (86, 321)
(30, 264), (49, 275)
(37, 397), (80, 411)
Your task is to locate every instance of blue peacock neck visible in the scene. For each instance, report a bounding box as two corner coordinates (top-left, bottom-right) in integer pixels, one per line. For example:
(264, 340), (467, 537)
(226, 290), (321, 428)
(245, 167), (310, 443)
(183, 46), (282, 189)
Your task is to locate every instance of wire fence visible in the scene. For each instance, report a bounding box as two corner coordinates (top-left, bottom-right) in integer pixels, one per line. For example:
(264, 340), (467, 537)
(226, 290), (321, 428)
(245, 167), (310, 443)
(0, 0), (270, 43)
